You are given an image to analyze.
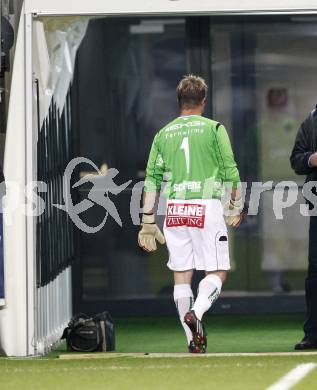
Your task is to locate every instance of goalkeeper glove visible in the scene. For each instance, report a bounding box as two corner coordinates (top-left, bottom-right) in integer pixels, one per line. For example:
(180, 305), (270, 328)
(138, 213), (165, 252)
(223, 197), (244, 227)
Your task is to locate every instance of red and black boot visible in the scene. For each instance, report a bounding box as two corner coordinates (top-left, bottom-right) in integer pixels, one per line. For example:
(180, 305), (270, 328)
(184, 310), (207, 353)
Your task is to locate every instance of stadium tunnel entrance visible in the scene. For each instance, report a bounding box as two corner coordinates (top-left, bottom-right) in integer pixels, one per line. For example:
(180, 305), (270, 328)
(70, 16), (213, 315)
(2, 5), (317, 356)
(35, 15), (312, 320)
(70, 15), (312, 316)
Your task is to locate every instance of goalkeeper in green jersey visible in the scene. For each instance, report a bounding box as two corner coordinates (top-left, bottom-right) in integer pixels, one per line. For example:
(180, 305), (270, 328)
(138, 75), (244, 353)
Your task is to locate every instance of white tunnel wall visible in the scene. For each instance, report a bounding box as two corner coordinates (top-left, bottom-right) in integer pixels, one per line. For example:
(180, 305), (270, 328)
(0, 12), (88, 356)
(23, 0), (317, 16)
(0, 8), (28, 357)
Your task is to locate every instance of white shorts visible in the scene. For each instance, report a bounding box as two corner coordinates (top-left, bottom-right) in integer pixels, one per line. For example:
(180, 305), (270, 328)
(164, 199), (230, 272)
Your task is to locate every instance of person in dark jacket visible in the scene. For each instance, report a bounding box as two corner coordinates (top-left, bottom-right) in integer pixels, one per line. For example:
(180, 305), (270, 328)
(290, 106), (317, 350)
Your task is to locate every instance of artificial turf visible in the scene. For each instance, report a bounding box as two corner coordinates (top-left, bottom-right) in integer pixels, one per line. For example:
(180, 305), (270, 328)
(113, 314), (305, 353)
(2, 355), (317, 390)
(1, 314), (317, 390)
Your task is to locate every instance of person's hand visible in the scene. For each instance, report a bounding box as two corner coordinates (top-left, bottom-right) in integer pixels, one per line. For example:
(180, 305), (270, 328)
(309, 152), (317, 168)
(223, 198), (244, 227)
(138, 214), (165, 252)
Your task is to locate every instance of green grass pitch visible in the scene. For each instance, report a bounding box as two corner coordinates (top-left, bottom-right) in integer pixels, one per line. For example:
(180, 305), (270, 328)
(1, 314), (317, 389)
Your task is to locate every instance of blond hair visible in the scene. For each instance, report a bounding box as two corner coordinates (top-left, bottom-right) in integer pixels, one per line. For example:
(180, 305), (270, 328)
(176, 74), (208, 109)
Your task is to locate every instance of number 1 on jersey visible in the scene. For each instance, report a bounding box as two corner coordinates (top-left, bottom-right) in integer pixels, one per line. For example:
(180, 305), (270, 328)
(180, 136), (190, 174)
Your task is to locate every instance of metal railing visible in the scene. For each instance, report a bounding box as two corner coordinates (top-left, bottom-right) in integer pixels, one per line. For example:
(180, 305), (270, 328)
(35, 81), (75, 353)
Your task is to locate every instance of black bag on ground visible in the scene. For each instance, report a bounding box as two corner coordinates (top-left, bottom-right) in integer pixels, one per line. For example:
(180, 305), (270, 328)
(62, 312), (115, 352)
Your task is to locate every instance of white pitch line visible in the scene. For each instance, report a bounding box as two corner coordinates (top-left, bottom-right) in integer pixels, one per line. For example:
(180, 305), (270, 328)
(59, 351), (317, 360)
(266, 363), (317, 390)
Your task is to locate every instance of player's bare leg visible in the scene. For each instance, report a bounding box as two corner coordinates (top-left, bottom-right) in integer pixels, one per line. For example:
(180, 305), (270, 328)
(173, 270), (201, 353)
(184, 270), (227, 352)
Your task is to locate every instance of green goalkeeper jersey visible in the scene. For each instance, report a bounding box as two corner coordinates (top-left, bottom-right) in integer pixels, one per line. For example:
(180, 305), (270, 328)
(144, 115), (240, 199)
